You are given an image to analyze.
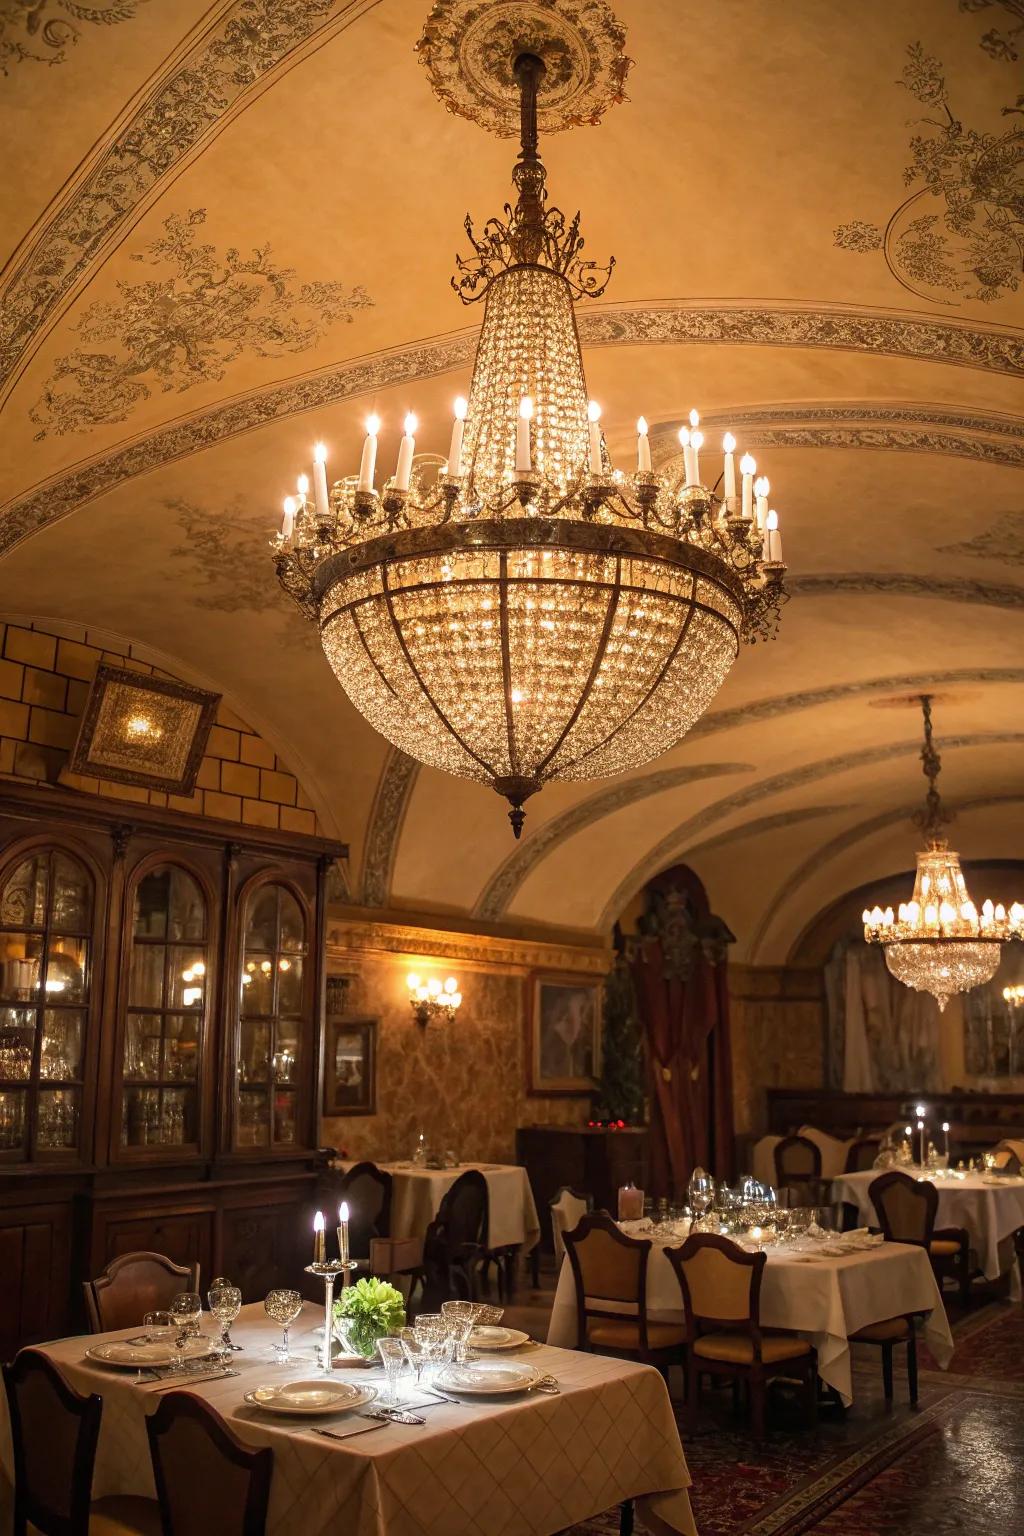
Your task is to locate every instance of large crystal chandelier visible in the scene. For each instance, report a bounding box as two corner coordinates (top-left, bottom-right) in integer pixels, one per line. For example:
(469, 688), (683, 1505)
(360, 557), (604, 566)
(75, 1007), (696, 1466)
(863, 696), (1023, 1010)
(274, 52), (786, 835)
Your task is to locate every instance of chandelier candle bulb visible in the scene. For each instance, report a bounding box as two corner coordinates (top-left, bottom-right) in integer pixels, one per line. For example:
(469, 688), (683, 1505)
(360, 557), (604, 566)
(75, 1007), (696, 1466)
(516, 396), (534, 472)
(357, 415), (380, 492)
(337, 1202), (350, 1265)
(313, 1210), (326, 1266)
(394, 414), (417, 493)
(297, 474), (309, 502)
(765, 509), (782, 563)
(587, 401), (603, 473)
(679, 426), (697, 486)
(722, 434), (737, 509)
(312, 443), (331, 521)
(942, 1121), (950, 1158)
(448, 398), (468, 476)
(754, 476), (770, 530)
(740, 453), (756, 518)
(281, 497), (296, 539)
(690, 429), (703, 486)
(636, 416), (652, 472)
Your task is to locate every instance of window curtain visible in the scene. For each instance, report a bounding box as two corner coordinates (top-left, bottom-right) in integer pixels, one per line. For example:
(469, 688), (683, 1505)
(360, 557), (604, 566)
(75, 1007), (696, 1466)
(824, 939), (942, 1093)
(628, 865), (735, 1196)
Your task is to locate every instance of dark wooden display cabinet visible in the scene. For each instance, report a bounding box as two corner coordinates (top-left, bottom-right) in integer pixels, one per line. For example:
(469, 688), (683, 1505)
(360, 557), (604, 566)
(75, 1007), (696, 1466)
(0, 782), (345, 1358)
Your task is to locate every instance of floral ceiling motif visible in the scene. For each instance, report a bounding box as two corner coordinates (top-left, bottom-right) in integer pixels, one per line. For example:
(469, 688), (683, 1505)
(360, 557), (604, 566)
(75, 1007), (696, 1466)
(0, 0), (360, 396)
(416, 0), (631, 137)
(834, 6), (1024, 305)
(937, 509), (1024, 564)
(29, 209), (370, 438)
(0, 0), (148, 75)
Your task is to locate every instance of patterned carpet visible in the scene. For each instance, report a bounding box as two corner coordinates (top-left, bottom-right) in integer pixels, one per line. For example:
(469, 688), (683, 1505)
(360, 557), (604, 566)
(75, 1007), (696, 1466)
(568, 1299), (1024, 1536)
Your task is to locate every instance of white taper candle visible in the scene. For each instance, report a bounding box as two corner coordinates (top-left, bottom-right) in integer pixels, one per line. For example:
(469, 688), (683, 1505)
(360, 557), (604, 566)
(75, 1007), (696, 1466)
(357, 415), (380, 492)
(740, 453), (756, 519)
(722, 433), (737, 508)
(637, 417), (652, 473)
(394, 413), (417, 492)
(312, 443), (330, 521)
(448, 397), (468, 477)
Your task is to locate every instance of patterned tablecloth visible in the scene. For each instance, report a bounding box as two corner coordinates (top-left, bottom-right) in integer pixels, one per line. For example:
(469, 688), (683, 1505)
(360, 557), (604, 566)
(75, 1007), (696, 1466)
(832, 1169), (1024, 1299)
(547, 1237), (953, 1405)
(340, 1162), (541, 1253)
(1, 1304), (695, 1536)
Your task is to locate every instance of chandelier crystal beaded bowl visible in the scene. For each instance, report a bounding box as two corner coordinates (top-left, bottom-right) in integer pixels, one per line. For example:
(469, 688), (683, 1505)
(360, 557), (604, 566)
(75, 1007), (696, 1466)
(273, 52), (787, 837)
(863, 696), (1024, 1011)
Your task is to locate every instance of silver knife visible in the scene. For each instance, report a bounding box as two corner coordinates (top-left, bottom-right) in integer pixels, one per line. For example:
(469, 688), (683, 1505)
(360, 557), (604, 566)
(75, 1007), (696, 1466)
(145, 1368), (239, 1392)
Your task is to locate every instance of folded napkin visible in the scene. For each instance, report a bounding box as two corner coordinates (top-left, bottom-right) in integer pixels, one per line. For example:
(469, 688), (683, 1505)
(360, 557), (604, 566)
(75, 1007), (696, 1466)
(619, 1218), (654, 1235)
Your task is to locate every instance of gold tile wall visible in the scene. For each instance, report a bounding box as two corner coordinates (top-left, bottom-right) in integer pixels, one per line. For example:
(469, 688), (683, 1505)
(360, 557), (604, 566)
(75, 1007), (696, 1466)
(729, 964), (825, 1135)
(0, 620), (320, 835)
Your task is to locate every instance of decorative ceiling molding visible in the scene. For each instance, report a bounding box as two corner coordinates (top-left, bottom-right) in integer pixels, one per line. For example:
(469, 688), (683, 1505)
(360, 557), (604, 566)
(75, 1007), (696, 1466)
(475, 667), (1024, 920)
(473, 762), (754, 920)
(417, 0), (631, 137)
(360, 747), (418, 906)
(751, 793), (1024, 963)
(326, 916), (610, 976)
(650, 405), (1024, 471)
(789, 574), (1024, 610)
(3, 300), (1021, 557)
(0, 0), (379, 402)
(678, 805), (851, 868)
(1, 0), (151, 74)
(596, 731), (1024, 934)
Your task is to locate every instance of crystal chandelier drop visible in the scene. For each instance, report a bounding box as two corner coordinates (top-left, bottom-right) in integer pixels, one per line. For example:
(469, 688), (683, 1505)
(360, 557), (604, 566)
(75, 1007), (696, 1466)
(274, 52), (786, 836)
(863, 695), (1023, 1011)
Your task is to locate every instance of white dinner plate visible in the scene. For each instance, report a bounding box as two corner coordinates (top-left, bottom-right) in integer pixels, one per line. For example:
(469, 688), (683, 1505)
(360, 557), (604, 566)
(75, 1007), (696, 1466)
(85, 1337), (213, 1369)
(470, 1326), (530, 1351)
(439, 1361), (541, 1395)
(243, 1380), (378, 1417)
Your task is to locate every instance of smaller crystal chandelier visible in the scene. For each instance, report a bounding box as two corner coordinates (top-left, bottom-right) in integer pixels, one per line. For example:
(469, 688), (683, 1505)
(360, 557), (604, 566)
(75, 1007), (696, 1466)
(863, 695), (1023, 1011)
(407, 971), (462, 1027)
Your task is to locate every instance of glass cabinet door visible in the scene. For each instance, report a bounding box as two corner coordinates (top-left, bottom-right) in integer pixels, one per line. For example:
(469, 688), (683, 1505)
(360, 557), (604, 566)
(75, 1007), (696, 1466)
(0, 849), (92, 1160)
(120, 866), (207, 1154)
(236, 883), (306, 1149)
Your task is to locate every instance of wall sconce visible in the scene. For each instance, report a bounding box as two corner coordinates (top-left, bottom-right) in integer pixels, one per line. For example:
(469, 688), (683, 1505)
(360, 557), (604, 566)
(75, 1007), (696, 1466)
(407, 972), (462, 1028)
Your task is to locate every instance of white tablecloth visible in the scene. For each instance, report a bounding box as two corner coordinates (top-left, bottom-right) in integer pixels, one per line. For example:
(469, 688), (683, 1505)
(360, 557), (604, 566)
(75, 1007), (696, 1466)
(1, 1305), (695, 1536)
(832, 1170), (1024, 1300)
(547, 1237), (952, 1405)
(341, 1163), (540, 1253)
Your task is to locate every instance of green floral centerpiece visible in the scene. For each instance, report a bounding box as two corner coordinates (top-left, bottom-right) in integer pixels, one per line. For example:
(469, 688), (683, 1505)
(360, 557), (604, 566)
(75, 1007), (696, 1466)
(333, 1276), (406, 1359)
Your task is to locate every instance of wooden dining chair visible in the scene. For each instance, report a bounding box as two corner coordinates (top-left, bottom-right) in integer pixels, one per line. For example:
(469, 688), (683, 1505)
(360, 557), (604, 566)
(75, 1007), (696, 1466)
(844, 1137), (881, 1173)
(2, 1348), (159, 1536)
(336, 1160), (393, 1260)
(664, 1234), (817, 1442)
(991, 1144), (1022, 1175)
(773, 1134), (822, 1188)
(561, 1211), (686, 1377)
(848, 1313), (919, 1406)
(869, 1171), (972, 1301)
(83, 1252), (200, 1335)
(422, 1168), (489, 1304)
(146, 1392), (273, 1536)
(528, 1185), (592, 1287)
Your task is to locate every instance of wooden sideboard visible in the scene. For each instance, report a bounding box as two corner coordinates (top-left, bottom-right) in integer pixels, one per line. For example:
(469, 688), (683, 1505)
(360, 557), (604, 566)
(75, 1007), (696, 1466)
(765, 1088), (1024, 1154)
(516, 1124), (648, 1256)
(0, 782), (344, 1357)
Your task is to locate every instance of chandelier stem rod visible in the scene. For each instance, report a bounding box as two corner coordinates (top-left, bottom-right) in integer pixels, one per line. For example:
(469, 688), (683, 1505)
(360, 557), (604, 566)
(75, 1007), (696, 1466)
(918, 692), (947, 845)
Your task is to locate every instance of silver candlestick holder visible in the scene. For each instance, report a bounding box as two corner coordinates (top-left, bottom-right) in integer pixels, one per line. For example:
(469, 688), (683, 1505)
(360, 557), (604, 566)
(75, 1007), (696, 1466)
(305, 1260), (358, 1375)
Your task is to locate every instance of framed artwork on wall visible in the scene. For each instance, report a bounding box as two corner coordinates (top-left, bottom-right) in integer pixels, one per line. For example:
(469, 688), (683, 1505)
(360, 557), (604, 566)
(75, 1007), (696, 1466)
(323, 1016), (377, 1116)
(528, 973), (602, 1095)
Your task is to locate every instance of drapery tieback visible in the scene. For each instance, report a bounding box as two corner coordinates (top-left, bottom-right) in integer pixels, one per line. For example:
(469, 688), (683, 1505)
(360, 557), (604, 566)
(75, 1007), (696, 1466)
(660, 1065), (672, 1083)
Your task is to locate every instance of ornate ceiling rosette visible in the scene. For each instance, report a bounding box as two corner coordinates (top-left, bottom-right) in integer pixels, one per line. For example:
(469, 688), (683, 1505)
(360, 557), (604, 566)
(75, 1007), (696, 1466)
(416, 0), (632, 136)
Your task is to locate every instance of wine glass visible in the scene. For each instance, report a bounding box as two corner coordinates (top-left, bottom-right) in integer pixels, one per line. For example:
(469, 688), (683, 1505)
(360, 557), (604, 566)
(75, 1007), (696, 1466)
(264, 1288), (303, 1362)
(399, 1327), (429, 1392)
(688, 1168), (714, 1231)
(377, 1337), (407, 1406)
(441, 1300), (479, 1363)
(168, 1292), (202, 1373)
(208, 1282), (242, 1357)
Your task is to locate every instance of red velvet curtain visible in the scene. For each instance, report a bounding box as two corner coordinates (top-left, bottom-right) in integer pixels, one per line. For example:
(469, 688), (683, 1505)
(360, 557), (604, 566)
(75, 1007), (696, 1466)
(629, 864), (735, 1197)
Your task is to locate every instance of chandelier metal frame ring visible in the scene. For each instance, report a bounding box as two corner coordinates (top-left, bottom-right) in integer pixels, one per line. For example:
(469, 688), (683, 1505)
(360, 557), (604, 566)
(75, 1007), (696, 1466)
(273, 47), (786, 835)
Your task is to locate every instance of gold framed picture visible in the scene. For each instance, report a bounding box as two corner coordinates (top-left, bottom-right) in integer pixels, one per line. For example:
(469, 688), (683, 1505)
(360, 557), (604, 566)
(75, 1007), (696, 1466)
(69, 665), (220, 794)
(323, 1016), (377, 1116)
(527, 973), (602, 1095)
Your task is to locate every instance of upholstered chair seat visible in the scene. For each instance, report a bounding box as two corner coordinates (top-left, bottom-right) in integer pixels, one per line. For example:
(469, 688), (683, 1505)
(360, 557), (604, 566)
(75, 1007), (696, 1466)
(586, 1320), (688, 1350)
(692, 1332), (813, 1365)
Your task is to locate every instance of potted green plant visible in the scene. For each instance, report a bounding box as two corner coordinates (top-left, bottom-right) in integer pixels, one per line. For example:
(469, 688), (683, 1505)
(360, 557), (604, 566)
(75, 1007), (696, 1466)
(333, 1276), (406, 1359)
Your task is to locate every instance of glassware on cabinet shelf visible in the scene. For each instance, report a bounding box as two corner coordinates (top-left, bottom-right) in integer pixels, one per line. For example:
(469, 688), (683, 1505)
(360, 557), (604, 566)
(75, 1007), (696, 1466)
(44, 939), (87, 1004)
(39, 1009), (83, 1081)
(50, 855), (91, 934)
(273, 1091), (297, 1145)
(237, 1091), (269, 1148)
(0, 856), (49, 929)
(0, 934), (43, 1002)
(35, 1088), (79, 1151)
(236, 883), (307, 1150)
(0, 1010), (35, 1080)
(0, 1090), (26, 1150)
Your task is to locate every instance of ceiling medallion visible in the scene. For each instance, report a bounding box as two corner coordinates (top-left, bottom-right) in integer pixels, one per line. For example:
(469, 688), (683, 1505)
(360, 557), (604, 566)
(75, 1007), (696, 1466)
(416, 0), (632, 137)
(863, 695), (1023, 1011)
(273, 51), (787, 836)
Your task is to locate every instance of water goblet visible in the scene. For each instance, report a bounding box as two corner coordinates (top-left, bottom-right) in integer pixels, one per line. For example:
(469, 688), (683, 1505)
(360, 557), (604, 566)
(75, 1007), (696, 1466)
(688, 1168), (714, 1232)
(399, 1327), (429, 1391)
(168, 1292), (202, 1374)
(441, 1299), (479, 1363)
(376, 1336), (407, 1406)
(208, 1283), (242, 1358)
(264, 1288), (303, 1363)
(142, 1309), (173, 1342)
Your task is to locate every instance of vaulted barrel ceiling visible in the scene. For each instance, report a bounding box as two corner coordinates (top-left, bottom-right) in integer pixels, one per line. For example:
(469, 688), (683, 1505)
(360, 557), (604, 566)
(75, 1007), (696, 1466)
(1, 0), (1021, 958)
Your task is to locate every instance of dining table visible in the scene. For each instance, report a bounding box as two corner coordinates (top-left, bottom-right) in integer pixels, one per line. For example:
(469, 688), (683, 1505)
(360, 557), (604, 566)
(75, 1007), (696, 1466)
(547, 1228), (953, 1405)
(831, 1168), (1024, 1300)
(0, 1302), (696, 1536)
(339, 1160), (541, 1253)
